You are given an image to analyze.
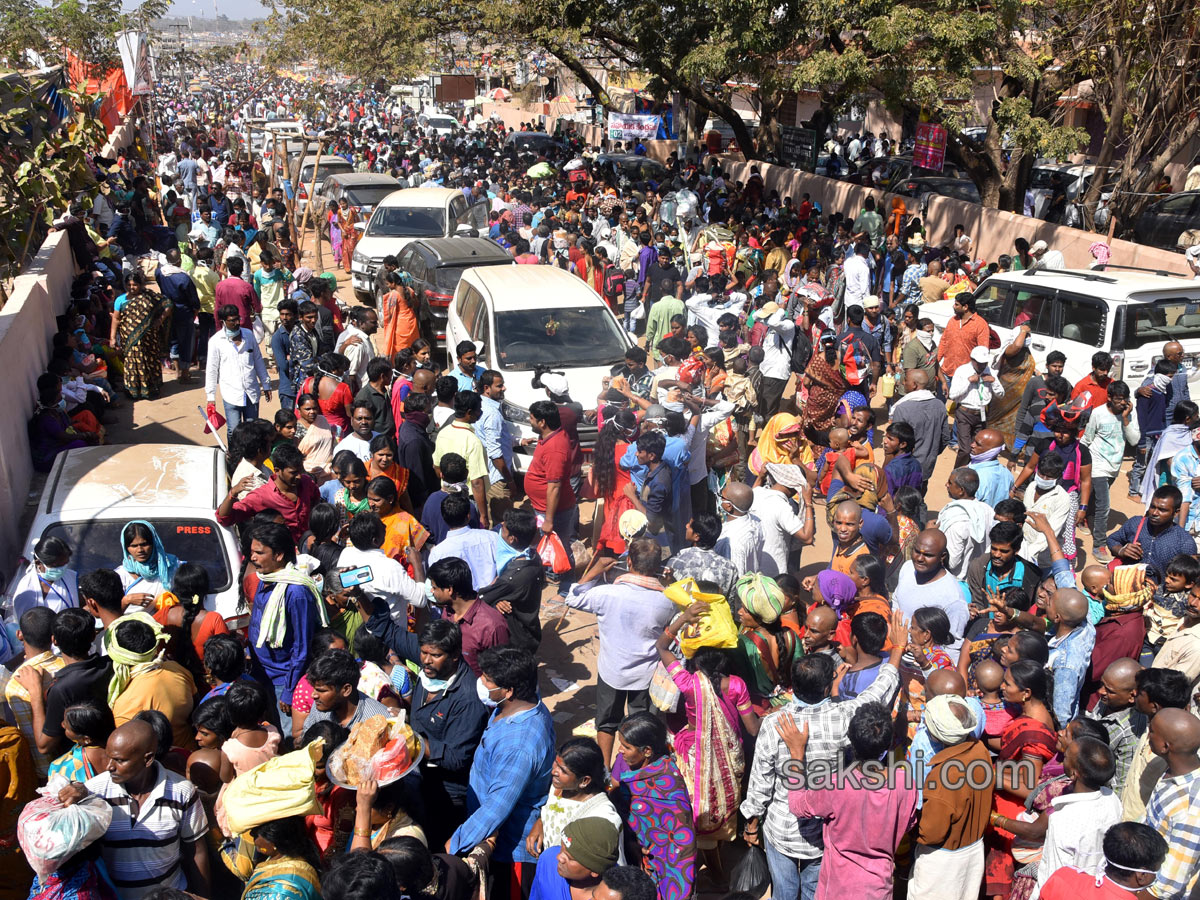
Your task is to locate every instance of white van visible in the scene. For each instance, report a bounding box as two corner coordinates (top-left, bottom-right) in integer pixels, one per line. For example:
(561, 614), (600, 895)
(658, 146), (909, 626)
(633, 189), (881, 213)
(919, 268), (1200, 394)
(445, 266), (633, 472)
(350, 187), (488, 302)
(2, 444), (243, 624)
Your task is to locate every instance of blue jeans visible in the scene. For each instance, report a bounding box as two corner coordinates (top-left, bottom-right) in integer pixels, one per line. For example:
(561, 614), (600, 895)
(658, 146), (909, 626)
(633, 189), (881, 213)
(1091, 475), (1112, 544)
(763, 835), (821, 900)
(1130, 433), (1158, 494)
(224, 400), (260, 433)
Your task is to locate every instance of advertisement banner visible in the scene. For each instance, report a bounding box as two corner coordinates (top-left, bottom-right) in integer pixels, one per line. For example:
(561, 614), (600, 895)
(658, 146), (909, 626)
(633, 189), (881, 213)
(607, 112), (661, 142)
(116, 31), (155, 96)
(913, 122), (947, 172)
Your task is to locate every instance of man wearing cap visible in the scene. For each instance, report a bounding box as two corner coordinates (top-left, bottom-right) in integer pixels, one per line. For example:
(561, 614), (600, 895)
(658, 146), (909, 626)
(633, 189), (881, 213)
(949, 345), (1005, 467)
(1186, 245), (1200, 281)
(529, 817), (621, 900)
(1028, 239), (1066, 271)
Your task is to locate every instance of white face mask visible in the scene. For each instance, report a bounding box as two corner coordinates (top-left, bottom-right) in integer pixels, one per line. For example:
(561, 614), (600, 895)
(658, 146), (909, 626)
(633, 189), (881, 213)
(1034, 474), (1057, 491)
(476, 679), (501, 708)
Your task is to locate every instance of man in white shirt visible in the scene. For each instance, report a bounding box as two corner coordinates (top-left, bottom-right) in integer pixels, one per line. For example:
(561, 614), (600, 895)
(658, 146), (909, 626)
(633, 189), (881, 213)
(843, 241), (871, 309)
(949, 345), (1005, 467)
(337, 512), (425, 624)
(757, 302), (794, 420)
(685, 274), (746, 347)
(936, 467), (994, 581)
(714, 483), (763, 577)
(752, 463), (815, 577)
(332, 402), (378, 463)
(205, 304), (271, 433)
(335, 306), (379, 391)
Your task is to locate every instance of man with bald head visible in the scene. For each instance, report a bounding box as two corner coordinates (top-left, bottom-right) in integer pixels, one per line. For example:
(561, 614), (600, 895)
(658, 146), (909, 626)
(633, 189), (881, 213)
(830, 498), (894, 576)
(1047, 588), (1097, 725)
(1088, 658), (1146, 793)
(715, 481), (763, 577)
(894, 528), (969, 661)
(968, 428), (1014, 506)
(1144, 707), (1200, 900)
(892, 367), (952, 484)
(59, 720), (211, 898)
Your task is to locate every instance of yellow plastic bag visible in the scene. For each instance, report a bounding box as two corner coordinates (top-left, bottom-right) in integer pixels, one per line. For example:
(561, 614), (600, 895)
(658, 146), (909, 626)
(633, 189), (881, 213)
(223, 739), (324, 835)
(664, 578), (739, 657)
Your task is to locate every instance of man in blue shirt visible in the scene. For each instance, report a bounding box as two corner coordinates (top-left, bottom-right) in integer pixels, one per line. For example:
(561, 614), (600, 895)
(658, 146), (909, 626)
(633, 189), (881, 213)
(428, 492), (498, 591)
(969, 428), (1015, 507)
(271, 298), (299, 413)
(478, 369), (518, 523)
(156, 247), (201, 382)
(450, 341), (482, 391)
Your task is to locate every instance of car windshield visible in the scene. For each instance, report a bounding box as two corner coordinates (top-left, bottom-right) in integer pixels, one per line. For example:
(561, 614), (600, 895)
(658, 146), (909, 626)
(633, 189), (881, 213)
(1126, 299), (1200, 349)
(302, 163), (353, 183)
(41, 518), (231, 592)
(934, 182), (981, 203)
(345, 186), (397, 208)
(495, 307), (628, 370)
(427, 117), (456, 129)
(367, 206), (446, 237)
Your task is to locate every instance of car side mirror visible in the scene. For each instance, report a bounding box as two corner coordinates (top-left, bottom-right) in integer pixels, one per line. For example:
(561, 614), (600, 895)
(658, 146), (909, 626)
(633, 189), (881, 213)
(354, 222), (366, 234)
(474, 340), (486, 358)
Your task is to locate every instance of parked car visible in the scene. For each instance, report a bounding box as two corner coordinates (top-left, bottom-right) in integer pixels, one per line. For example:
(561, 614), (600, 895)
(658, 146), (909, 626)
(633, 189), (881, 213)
(594, 154), (669, 187)
(315, 173), (402, 235)
(503, 131), (569, 155)
(393, 237), (514, 348)
(1027, 164), (1114, 220)
(1132, 191), (1200, 252)
(350, 187), (489, 303)
(419, 113), (459, 136)
(919, 268), (1200, 397)
(445, 266), (633, 472)
(882, 155), (969, 188)
(894, 176), (981, 209)
(292, 155), (356, 220)
(2, 444), (242, 624)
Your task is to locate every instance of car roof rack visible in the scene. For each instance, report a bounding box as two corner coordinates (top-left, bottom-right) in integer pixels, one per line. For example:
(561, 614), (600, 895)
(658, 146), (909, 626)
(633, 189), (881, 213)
(1018, 268), (1117, 283)
(1094, 264), (1185, 279)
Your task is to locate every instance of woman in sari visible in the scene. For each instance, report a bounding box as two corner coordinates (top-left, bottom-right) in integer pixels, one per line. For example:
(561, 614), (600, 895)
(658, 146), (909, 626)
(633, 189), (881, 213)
(350, 778), (427, 851)
(749, 413), (813, 482)
(655, 612), (759, 878)
(0, 725), (35, 900)
(365, 476), (428, 569)
(589, 409), (638, 554)
(333, 457), (370, 528)
(295, 393), (336, 477)
(327, 200), (343, 270)
(897, 606), (956, 742)
(799, 335), (849, 444)
(991, 322), (1037, 451)
(297, 353), (354, 436)
(986, 660), (1059, 900)
(115, 519), (181, 608)
(336, 198), (360, 273)
(367, 437), (410, 500)
(526, 738), (622, 857)
(47, 701), (113, 783)
(116, 272), (168, 400)
(733, 574), (801, 713)
(612, 713), (696, 900)
(885, 197), (908, 238)
(222, 815), (322, 900)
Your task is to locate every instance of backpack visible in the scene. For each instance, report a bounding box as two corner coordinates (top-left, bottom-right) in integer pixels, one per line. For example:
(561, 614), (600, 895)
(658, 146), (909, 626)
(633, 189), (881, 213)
(602, 264), (626, 303)
(838, 331), (873, 386)
(790, 328), (813, 375)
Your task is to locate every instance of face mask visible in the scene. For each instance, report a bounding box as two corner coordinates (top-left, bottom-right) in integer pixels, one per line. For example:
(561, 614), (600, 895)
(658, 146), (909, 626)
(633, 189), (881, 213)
(1034, 474), (1057, 491)
(419, 671), (451, 693)
(476, 679), (501, 708)
(225, 326), (242, 338)
(39, 565), (66, 584)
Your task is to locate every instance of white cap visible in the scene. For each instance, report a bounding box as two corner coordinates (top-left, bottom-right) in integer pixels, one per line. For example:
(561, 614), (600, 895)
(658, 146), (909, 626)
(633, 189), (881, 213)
(541, 373), (569, 396)
(970, 346), (991, 364)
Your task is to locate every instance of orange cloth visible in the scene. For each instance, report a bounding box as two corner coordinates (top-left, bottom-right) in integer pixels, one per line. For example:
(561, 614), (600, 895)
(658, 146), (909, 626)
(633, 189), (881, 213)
(380, 289), (421, 357)
(936, 313), (990, 377)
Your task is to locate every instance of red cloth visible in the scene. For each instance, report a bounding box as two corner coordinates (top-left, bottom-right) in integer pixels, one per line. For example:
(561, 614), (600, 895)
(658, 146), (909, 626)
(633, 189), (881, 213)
(1084, 611), (1147, 709)
(1041, 867), (1134, 900)
(216, 474), (319, 541)
(1070, 374), (1112, 410)
(936, 312), (990, 376)
(66, 52), (133, 133)
(215, 277), (261, 326)
(524, 428), (576, 513)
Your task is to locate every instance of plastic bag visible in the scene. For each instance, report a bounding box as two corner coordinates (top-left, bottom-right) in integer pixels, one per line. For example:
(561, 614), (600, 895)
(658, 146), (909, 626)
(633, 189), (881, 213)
(18, 774), (112, 877)
(664, 578), (739, 656)
(223, 740), (323, 835)
(729, 843), (771, 898)
(649, 661), (680, 713)
(537, 532), (572, 575)
(251, 316), (266, 345)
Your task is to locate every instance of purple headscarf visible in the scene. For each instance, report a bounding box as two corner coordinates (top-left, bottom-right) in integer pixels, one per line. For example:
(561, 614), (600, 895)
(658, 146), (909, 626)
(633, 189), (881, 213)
(816, 569), (857, 616)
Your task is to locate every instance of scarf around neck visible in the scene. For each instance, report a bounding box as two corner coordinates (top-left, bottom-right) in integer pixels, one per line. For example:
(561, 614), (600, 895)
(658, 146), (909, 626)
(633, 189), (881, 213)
(256, 564), (328, 649)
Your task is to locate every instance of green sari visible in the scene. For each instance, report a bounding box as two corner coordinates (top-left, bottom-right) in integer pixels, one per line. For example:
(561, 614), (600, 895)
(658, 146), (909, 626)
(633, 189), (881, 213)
(736, 628), (799, 714)
(243, 857), (321, 900)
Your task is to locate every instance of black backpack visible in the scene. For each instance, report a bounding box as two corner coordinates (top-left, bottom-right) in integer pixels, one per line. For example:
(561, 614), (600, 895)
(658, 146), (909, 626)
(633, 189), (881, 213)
(790, 326), (813, 375)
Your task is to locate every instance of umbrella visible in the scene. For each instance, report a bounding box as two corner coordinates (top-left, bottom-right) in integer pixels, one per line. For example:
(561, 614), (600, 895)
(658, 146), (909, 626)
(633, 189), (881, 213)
(527, 161), (555, 179)
(489, 88), (511, 101)
(550, 94), (574, 104)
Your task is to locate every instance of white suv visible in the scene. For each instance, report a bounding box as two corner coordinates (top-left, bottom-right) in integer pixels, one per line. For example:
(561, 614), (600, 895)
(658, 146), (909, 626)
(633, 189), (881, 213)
(919, 268), (1200, 393)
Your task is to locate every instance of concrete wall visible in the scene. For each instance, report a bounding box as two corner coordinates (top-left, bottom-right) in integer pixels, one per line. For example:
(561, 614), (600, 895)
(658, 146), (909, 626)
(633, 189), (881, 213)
(0, 231), (76, 562)
(721, 159), (1192, 275)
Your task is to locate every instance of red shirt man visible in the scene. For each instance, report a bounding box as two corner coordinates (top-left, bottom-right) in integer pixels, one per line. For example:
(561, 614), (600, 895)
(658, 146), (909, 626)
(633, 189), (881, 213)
(936, 294), (990, 378)
(524, 404), (577, 522)
(1070, 358), (1114, 410)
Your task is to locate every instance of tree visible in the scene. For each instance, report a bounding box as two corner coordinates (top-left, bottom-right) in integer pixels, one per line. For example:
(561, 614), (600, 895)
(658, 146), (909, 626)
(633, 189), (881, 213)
(0, 0), (168, 73)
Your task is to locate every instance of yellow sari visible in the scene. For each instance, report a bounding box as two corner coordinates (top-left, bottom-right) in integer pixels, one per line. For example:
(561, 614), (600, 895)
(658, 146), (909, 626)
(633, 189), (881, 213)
(750, 413), (814, 476)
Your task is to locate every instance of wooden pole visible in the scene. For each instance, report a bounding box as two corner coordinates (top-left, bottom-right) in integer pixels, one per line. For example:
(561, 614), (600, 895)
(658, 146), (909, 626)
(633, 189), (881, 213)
(297, 139), (325, 272)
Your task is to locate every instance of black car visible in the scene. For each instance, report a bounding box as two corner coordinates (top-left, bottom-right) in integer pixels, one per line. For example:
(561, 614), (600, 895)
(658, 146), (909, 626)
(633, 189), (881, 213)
(392, 237), (514, 349)
(894, 176), (981, 206)
(594, 153), (669, 187)
(1132, 191), (1200, 252)
(503, 131), (569, 154)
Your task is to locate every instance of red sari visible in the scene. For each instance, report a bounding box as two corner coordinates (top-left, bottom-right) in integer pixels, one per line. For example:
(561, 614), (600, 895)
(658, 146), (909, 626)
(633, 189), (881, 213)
(985, 716), (1058, 897)
(597, 440), (634, 554)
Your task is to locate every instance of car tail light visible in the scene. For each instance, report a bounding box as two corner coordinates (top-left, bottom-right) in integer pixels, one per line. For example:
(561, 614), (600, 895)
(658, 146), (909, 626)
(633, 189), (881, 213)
(298, 184), (308, 199)
(424, 289), (453, 308)
(1110, 350), (1124, 383)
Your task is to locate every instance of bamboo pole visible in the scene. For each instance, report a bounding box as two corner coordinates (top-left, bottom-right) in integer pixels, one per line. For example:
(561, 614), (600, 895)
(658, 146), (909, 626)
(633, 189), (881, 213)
(297, 138), (326, 272)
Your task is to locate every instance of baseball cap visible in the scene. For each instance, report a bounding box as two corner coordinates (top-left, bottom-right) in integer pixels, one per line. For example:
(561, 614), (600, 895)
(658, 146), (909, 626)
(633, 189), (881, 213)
(970, 346), (991, 364)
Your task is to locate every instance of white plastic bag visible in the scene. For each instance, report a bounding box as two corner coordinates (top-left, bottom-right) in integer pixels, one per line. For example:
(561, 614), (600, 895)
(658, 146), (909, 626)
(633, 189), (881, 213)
(251, 316), (267, 344)
(18, 774), (112, 877)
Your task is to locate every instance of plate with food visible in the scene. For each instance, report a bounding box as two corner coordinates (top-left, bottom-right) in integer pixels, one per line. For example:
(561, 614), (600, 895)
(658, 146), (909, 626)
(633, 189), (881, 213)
(327, 713), (424, 790)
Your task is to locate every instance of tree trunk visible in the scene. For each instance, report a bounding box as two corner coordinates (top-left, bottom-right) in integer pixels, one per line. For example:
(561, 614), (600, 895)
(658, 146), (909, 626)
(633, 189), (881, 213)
(545, 43), (614, 110)
(1080, 46), (1127, 230)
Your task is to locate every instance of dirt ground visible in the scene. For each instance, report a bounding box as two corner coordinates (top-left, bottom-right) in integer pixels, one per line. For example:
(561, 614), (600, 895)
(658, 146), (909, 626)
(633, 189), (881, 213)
(99, 238), (1152, 749)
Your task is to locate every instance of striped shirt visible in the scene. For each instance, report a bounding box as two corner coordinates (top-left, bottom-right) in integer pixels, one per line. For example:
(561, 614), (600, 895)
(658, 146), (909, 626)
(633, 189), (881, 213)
(5, 650), (64, 777)
(85, 763), (208, 900)
(1144, 768), (1200, 899)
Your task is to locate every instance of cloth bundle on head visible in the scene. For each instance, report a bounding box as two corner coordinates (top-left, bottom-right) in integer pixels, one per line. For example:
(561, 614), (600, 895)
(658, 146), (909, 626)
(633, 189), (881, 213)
(1089, 242), (1112, 265)
(924, 694), (978, 746)
(121, 520), (180, 591)
(619, 510), (648, 543)
(256, 562), (328, 649)
(735, 573), (785, 625)
(1186, 245), (1200, 265)
(1103, 564), (1153, 615)
(816, 569), (857, 616)
(561, 818), (619, 875)
(1029, 239), (1048, 255)
(104, 610), (169, 704)
(293, 267), (314, 285)
(223, 739), (324, 835)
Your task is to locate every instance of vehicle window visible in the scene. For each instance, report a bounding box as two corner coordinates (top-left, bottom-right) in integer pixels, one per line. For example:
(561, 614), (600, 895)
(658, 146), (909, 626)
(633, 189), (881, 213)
(495, 307), (628, 370)
(474, 305), (492, 355)
(449, 196), (468, 225)
(396, 247), (414, 270)
(1029, 169), (1056, 190)
(366, 206), (447, 237)
(1126, 298), (1200, 349)
(1055, 293), (1107, 347)
(435, 266), (467, 292)
(1157, 194), (1197, 215)
(407, 254), (426, 282)
(972, 282), (1011, 328)
(457, 284), (483, 331)
(345, 186), (398, 209)
(1012, 288), (1054, 336)
(42, 519), (231, 593)
(939, 183), (981, 203)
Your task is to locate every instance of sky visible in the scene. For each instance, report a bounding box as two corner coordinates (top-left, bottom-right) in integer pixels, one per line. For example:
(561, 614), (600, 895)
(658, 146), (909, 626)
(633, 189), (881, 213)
(134, 0), (269, 18)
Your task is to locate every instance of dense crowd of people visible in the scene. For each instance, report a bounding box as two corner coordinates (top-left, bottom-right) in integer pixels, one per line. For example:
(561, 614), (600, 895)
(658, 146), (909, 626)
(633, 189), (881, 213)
(7, 69), (1200, 900)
